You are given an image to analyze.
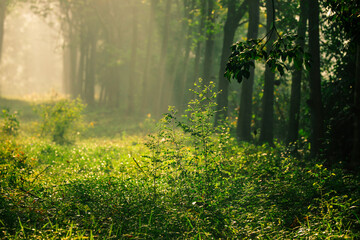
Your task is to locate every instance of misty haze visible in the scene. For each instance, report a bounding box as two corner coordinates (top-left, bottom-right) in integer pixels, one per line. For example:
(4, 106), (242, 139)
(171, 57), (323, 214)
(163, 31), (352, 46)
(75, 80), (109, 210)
(0, 0), (359, 239)
(1, 3), (62, 97)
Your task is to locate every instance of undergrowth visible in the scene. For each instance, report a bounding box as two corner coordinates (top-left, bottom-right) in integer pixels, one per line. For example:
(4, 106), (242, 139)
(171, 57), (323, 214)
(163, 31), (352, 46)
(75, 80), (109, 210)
(0, 81), (359, 239)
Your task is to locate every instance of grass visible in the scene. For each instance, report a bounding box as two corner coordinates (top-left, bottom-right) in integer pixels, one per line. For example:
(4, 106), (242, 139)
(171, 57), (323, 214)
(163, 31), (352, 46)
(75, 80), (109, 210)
(1, 95), (360, 239)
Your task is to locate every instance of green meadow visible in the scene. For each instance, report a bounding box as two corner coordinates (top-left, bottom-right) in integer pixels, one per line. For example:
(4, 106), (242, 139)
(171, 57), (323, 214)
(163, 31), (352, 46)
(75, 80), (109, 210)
(1, 89), (359, 239)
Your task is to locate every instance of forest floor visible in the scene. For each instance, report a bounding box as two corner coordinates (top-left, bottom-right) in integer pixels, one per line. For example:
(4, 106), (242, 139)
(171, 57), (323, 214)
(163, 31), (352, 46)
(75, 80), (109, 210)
(1, 97), (360, 239)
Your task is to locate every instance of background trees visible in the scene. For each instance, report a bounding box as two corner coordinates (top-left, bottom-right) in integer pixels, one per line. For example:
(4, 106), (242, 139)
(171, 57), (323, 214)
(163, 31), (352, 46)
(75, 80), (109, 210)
(308, 0), (324, 156)
(0, 0), (12, 97)
(287, 0), (307, 145)
(0, 0), (9, 64)
(236, 0), (259, 141)
(215, 0), (248, 126)
(0, 0), (359, 168)
(322, 0), (360, 167)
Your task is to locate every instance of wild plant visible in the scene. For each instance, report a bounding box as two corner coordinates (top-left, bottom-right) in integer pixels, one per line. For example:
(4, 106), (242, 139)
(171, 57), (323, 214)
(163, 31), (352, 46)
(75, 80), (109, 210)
(143, 79), (234, 209)
(0, 140), (37, 231)
(0, 141), (33, 190)
(1, 108), (20, 136)
(35, 98), (85, 145)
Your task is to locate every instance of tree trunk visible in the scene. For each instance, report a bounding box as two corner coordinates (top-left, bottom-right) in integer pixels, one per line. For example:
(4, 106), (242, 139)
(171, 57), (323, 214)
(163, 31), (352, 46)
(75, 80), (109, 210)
(0, 0), (7, 97)
(173, 0), (194, 110)
(308, 0), (324, 156)
(259, 0), (276, 145)
(63, 41), (71, 95)
(190, 0), (206, 98)
(104, 9), (123, 108)
(62, 24), (78, 99)
(141, 0), (158, 114)
(287, 0), (308, 144)
(215, 0), (249, 125)
(0, 0), (6, 64)
(77, 34), (87, 99)
(84, 31), (96, 106)
(128, 6), (138, 115)
(166, 3), (186, 108)
(202, 0), (215, 85)
(236, 0), (260, 140)
(351, 43), (360, 168)
(59, 2), (79, 99)
(69, 34), (78, 99)
(156, 0), (172, 115)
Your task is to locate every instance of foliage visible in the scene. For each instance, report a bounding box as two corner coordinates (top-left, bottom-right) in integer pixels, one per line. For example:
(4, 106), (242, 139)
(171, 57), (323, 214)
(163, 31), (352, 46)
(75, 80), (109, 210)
(225, 33), (308, 83)
(0, 141), (33, 190)
(323, 0), (360, 41)
(0, 90), (359, 239)
(320, 0), (359, 164)
(0, 140), (36, 231)
(35, 98), (85, 145)
(1, 135), (359, 239)
(142, 80), (235, 209)
(1, 108), (20, 136)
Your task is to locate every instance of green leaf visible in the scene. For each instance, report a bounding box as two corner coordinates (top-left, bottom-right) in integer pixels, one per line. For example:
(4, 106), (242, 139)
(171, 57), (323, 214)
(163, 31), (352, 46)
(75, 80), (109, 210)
(243, 70), (250, 79)
(277, 65), (284, 76)
(237, 74), (243, 83)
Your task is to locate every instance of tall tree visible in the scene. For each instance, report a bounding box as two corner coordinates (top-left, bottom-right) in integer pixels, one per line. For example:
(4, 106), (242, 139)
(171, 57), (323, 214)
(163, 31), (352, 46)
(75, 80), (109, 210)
(172, 0), (195, 110)
(214, 0), (248, 125)
(0, 0), (8, 64)
(235, 0), (260, 140)
(84, 27), (97, 106)
(287, 0), (308, 144)
(61, 27), (78, 98)
(100, 0), (123, 108)
(141, 0), (158, 114)
(323, 0), (360, 167)
(59, 0), (97, 103)
(156, 0), (172, 115)
(353, 43), (360, 167)
(0, 0), (10, 97)
(191, 0), (206, 91)
(202, 0), (215, 85)
(165, 1), (187, 108)
(60, 0), (76, 98)
(128, 5), (139, 115)
(308, 0), (324, 155)
(259, 0), (277, 144)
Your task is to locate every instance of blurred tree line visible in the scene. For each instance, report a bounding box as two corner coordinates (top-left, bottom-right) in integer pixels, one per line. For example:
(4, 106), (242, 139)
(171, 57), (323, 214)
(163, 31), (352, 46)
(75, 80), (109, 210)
(0, 0), (359, 169)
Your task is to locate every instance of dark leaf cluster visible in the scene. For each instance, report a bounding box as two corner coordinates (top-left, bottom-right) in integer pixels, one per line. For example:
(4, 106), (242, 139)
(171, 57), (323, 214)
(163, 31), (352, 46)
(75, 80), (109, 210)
(225, 34), (309, 84)
(323, 0), (360, 41)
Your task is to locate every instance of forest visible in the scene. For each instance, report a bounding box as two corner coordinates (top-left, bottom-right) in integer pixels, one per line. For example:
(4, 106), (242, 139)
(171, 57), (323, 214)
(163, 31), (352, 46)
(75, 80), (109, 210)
(0, 0), (360, 239)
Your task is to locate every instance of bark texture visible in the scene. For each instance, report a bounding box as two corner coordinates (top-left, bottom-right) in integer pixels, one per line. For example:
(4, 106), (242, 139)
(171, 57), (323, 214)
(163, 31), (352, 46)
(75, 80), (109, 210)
(236, 0), (260, 140)
(203, 0), (215, 86)
(215, 0), (248, 125)
(259, 0), (276, 144)
(287, 0), (308, 144)
(308, 0), (324, 156)
(351, 44), (360, 168)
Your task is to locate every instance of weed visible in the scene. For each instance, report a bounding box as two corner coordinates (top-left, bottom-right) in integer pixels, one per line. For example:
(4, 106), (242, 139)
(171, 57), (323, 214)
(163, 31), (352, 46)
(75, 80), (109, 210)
(1, 108), (20, 136)
(35, 98), (85, 145)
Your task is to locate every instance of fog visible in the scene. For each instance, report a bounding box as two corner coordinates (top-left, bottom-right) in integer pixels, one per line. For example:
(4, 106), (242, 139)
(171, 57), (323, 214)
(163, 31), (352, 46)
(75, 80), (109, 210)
(0, 3), (63, 97)
(0, 0), (357, 170)
(0, 1), (233, 116)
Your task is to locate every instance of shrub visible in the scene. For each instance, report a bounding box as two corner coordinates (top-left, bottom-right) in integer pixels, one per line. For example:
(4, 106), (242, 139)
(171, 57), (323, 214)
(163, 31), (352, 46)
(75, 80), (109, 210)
(1, 108), (20, 136)
(139, 80), (237, 238)
(36, 98), (85, 145)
